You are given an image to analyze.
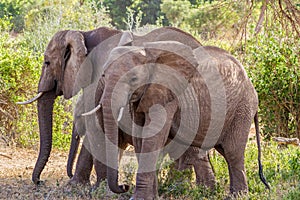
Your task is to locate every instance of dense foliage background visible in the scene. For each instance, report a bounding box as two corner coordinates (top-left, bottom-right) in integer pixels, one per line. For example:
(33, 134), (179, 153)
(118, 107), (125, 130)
(1, 0), (299, 147)
(0, 0), (299, 199)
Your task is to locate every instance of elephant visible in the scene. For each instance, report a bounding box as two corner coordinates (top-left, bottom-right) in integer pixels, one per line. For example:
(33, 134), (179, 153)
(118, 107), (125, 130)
(83, 39), (270, 199)
(17, 27), (122, 184)
(17, 26), (216, 188)
(68, 94), (216, 189)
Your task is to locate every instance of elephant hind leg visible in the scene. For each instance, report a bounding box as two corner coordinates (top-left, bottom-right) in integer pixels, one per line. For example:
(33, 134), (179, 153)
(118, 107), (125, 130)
(219, 109), (252, 195)
(217, 142), (248, 195)
(226, 151), (248, 195)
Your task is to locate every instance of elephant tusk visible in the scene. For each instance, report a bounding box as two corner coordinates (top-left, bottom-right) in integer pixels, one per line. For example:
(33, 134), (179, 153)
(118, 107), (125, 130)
(81, 104), (101, 116)
(16, 92), (44, 105)
(117, 107), (124, 122)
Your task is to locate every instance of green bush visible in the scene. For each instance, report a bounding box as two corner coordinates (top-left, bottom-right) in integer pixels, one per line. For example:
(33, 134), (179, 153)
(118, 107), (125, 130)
(102, 0), (166, 30)
(158, 159), (195, 198)
(24, 0), (112, 53)
(245, 29), (300, 138)
(161, 0), (258, 40)
(1, 0), (113, 149)
(0, 32), (39, 145)
(0, 0), (34, 32)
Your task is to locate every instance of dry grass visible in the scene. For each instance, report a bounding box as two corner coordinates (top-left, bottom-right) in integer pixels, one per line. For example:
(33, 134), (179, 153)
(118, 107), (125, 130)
(0, 146), (71, 199)
(0, 145), (136, 199)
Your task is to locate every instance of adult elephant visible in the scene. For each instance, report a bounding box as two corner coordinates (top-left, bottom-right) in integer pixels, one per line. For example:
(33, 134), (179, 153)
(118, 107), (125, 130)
(17, 26), (211, 186)
(17, 27), (122, 184)
(84, 41), (270, 199)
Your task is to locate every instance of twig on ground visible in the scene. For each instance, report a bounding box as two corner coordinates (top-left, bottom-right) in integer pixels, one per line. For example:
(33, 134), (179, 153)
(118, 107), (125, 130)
(0, 152), (12, 159)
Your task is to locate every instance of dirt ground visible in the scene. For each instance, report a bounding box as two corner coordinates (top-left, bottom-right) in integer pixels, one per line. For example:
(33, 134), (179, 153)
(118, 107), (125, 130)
(0, 142), (138, 200)
(0, 125), (258, 199)
(0, 144), (114, 199)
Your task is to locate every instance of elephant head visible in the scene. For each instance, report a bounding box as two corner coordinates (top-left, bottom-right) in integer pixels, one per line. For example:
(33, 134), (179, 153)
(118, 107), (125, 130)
(38, 31), (87, 98)
(17, 27), (121, 184)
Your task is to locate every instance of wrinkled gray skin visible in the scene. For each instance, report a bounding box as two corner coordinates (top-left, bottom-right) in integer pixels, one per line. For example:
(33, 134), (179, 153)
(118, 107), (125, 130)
(97, 40), (269, 199)
(68, 94), (215, 189)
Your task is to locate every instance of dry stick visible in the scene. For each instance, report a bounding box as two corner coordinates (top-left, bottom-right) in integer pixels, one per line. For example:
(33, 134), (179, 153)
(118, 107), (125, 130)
(0, 153), (12, 159)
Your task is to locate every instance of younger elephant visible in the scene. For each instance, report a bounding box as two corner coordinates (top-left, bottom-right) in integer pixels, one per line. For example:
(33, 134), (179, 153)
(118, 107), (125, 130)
(68, 94), (216, 189)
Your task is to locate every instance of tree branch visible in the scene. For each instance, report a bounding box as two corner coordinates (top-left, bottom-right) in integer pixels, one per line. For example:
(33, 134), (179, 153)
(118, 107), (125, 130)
(255, 0), (269, 35)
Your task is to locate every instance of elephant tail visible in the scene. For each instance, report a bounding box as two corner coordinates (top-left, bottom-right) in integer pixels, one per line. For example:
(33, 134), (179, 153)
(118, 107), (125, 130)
(254, 112), (270, 190)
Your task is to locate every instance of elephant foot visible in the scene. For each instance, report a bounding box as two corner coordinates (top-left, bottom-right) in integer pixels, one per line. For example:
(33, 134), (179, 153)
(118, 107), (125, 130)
(67, 176), (91, 186)
(196, 178), (216, 190)
(224, 190), (248, 200)
(129, 196), (156, 200)
(91, 178), (106, 190)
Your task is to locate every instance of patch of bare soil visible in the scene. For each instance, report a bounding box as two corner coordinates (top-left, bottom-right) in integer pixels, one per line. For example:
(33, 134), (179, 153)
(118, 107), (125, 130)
(0, 146), (96, 199)
(0, 145), (136, 200)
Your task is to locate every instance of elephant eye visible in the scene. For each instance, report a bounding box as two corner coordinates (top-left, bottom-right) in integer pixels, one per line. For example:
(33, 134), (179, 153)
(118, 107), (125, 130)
(44, 61), (50, 66)
(131, 76), (138, 83)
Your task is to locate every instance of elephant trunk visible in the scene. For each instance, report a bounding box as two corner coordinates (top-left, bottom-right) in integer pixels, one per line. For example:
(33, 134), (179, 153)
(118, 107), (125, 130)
(32, 90), (56, 184)
(102, 83), (129, 194)
(67, 123), (80, 178)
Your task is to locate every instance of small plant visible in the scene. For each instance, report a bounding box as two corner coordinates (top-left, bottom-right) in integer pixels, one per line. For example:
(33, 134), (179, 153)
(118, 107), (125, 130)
(288, 149), (300, 179)
(283, 184), (300, 200)
(120, 157), (138, 188)
(158, 158), (195, 198)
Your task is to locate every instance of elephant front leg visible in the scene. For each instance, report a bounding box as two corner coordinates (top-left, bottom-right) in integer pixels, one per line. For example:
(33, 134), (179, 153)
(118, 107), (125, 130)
(133, 103), (177, 200)
(93, 159), (107, 188)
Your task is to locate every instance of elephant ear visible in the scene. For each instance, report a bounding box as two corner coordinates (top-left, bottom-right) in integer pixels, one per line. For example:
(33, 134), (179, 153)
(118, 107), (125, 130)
(118, 31), (133, 46)
(73, 31), (127, 94)
(137, 41), (198, 113)
(144, 41), (198, 84)
(62, 31), (87, 99)
(136, 84), (176, 113)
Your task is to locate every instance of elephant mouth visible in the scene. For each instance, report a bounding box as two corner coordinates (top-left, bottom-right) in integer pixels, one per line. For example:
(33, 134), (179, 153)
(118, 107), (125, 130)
(54, 81), (63, 96)
(40, 80), (61, 97)
(129, 93), (140, 102)
(17, 82), (59, 105)
(130, 85), (149, 103)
